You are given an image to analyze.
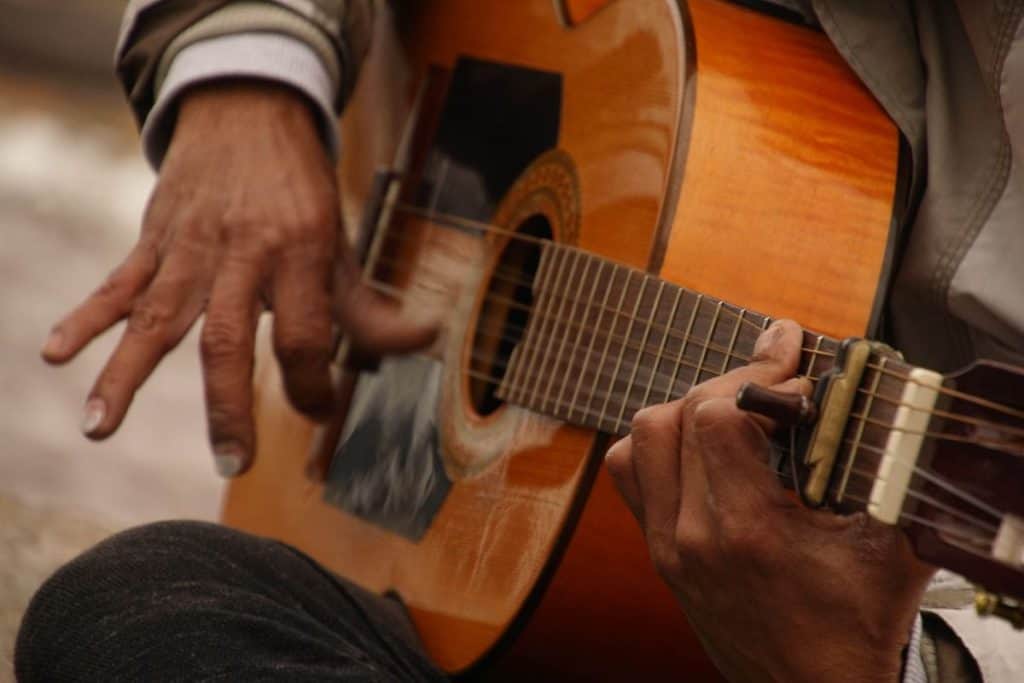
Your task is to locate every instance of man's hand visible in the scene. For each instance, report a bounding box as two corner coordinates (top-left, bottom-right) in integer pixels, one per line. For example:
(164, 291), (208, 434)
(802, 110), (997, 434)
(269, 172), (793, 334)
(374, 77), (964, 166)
(605, 320), (935, 682)
(42, 81), (435, 477)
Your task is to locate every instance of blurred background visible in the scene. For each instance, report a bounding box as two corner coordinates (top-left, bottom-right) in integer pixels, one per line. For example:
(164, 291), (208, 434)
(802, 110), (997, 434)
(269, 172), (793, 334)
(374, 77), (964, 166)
(0, 1), (221, 672)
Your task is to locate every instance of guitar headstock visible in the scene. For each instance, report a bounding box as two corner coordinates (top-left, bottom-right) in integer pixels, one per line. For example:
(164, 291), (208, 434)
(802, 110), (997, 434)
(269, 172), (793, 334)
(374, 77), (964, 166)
(744, 345), (1024, 627)
(901, 360), (1024, 622)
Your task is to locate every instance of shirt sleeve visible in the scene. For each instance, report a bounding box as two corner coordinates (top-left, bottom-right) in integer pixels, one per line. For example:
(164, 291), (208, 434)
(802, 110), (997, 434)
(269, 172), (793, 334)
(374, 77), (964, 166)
(904, 614), (929, 683)
(115, 0), (373, 138)
(142, 32), (338, 168)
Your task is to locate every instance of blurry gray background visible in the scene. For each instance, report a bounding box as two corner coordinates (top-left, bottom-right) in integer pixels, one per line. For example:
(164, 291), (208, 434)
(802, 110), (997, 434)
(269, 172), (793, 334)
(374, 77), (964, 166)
(0, 1), (221, 674)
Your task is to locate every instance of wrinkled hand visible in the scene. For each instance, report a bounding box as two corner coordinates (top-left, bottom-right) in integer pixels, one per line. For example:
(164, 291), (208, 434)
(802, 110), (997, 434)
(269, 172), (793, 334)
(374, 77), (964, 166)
(606, 320), (934, 682)
(42, 81), (435, 477)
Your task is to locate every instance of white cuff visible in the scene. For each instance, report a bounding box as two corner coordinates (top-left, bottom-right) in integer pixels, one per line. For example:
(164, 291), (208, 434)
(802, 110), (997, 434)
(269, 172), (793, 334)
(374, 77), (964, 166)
(903, 614), (928, 683)
(141, 33), (338, 169)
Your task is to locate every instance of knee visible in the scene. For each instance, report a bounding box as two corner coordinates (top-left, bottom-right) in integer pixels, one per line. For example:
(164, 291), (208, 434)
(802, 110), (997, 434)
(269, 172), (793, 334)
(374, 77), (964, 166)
(15, 520), (232, 680)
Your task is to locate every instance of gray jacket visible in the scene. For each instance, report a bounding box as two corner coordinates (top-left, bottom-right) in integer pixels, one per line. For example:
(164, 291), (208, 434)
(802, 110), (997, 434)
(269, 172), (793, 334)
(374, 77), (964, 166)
(115, 1), (1024, 680)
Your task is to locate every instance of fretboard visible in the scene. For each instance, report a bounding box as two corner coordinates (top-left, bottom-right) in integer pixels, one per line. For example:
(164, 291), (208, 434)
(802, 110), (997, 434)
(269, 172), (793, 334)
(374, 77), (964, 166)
(498, 243), (840, 435)
(496, 242), (918, 513)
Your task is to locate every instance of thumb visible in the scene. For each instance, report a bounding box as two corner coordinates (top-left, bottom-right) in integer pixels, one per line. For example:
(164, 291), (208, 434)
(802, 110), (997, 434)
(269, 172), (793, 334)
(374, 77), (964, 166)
(333, 255), (439, 354)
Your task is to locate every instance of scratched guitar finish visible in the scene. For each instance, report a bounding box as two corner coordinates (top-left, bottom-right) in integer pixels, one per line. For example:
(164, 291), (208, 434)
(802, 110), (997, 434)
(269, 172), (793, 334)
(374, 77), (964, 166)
(215, 1), (1024, 679)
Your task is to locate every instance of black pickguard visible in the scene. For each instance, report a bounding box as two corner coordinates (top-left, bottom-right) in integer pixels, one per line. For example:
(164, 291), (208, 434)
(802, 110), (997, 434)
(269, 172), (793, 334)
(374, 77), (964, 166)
(323, 57), (562, 540)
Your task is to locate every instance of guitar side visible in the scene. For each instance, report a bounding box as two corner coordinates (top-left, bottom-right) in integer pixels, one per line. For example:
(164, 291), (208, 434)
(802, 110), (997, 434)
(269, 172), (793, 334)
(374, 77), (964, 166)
(222, 1), (900, 678)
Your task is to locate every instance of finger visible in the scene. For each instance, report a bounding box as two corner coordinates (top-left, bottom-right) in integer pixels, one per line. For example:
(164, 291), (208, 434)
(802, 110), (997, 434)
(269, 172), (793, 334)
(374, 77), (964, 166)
(629, 401), (689, 550)
(689, 319), (805, 402)
(692, 398), (792, 517)
(334, 256), (439, 354)
(604, 436), (644, 525)
(200, 259), (262, 477)
(81, 248), (209, 439)
(43, 243), (158, 363)
(271, 244), (335, 419)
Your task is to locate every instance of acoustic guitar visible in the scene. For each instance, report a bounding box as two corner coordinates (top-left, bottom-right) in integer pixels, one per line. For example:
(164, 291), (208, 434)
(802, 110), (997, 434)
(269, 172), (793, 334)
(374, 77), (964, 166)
(222, 0), (1024, 678)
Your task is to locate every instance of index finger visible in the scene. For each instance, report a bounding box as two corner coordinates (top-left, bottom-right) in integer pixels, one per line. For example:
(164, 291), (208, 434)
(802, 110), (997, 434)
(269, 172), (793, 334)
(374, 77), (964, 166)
(688, 319), (804, 402)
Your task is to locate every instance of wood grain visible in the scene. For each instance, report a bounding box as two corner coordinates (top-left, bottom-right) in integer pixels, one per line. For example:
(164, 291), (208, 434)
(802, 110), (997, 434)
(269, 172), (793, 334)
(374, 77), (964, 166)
(224, 0), (899, 677)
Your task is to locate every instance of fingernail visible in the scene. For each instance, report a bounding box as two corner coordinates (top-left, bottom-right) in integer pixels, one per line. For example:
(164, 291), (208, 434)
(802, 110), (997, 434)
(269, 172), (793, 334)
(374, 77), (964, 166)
(213, 444), (245, 478)
(605, 439), (625, 460)
(42, 329), (64, 357)
(753, 320), (785, 357)
(81, 398), (106, 435)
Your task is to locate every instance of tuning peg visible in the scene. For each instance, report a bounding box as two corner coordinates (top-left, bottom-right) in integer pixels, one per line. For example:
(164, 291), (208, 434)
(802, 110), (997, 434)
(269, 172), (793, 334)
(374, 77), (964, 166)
(736, 382), (817, 428)
(975, 589), (1024, 629)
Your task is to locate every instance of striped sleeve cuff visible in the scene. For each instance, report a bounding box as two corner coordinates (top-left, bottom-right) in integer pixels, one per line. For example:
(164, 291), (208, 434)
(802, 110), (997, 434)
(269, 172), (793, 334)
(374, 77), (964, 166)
(141, 32), (338, 169)
(903, 613), (928, 683)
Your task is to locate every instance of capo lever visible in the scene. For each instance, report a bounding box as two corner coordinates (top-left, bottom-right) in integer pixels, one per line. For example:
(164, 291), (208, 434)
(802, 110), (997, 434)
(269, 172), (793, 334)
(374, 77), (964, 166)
(736, 382), (817, 427)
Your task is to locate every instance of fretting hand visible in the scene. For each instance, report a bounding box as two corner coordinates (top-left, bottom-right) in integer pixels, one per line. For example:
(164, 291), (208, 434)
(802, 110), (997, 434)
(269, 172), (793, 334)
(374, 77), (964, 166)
(605, 320), (935, 682)
(42, 81), (436, 477)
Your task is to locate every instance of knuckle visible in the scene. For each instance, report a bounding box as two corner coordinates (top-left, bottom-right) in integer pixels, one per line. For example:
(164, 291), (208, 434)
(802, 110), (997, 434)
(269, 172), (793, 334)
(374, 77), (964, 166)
(673, 521), (711, 557)
(717, 512), (777, 564)
(95, 271), (134, 305)
(95, 370), (126, 397)
(292, 201), (336, 237)
(200, 320), (245, 363)
(127, 301), (171, 340)
(692, 399), (739, 434)
(646, 533), (683, 580)
(630, 406), (667, 438)
(204, 403), (241, 440)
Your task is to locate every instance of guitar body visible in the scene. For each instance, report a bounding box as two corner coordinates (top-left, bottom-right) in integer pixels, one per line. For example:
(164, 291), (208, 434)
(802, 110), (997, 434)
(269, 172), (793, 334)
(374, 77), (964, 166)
(223, 0), (900, 678)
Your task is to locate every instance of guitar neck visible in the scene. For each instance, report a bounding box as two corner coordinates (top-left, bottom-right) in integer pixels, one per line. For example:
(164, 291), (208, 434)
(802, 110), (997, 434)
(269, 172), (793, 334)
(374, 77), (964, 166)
(503, 242), (864, 424)
(497, 241), (919, 510)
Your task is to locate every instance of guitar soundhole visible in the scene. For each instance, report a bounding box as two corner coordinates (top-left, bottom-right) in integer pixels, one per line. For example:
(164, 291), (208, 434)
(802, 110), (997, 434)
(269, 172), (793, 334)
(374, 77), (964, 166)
(469, 215), (553, 415)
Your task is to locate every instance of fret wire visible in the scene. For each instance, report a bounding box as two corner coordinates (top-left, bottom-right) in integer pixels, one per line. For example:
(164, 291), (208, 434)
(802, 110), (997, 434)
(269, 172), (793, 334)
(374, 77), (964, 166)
(506, 246), (550, 403)
(720, 308), (746, 376)
(568, 260), (611, 421)
(586, 267), (633, 427)
(841, 466), (1001, 534)
(847, 412), (1024, 456)
(502, 246), (551, 400)
(376, 245), (1024, 436)
(836, 358), (885, 503)
(641, 286), (683, 410)
(601, 274), (649, 433)
(383, 209), (1024, 425)
(386, 277), (1022, 448)
(377, 245), (842, 372)
(528, 247), (574, 407)
(840, 440), (1004, 520)
(693, 301), (723, 386)
(486, 363), (1013, 529)
(806, 335), (824, 378)
(664, 293), (703, 403)
(615, 279), (666, 431)
(840, 493), (996, 548)
(538, 250), (584, 414)
(553, 254), (595, 418)
(512, 245), (561, 404)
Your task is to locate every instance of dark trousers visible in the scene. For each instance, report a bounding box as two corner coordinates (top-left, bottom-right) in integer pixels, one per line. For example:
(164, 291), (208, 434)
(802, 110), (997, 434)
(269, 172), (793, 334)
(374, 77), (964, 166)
(15, 521), (448, 681)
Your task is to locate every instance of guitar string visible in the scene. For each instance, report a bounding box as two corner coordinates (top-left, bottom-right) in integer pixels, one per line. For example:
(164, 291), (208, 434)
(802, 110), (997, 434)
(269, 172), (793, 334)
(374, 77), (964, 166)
(844, 467), (1000, 532)
(840, 440), (1004, 520)
(375, 276), (1024, 456)
(375, 250), (1024, 447)
(837, 494), (996, 549)
(776, 470), (996, 548)
(771, 454), (998, 544)
(384, 202), (1024, 422)
(459, 361), (1010, 532)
